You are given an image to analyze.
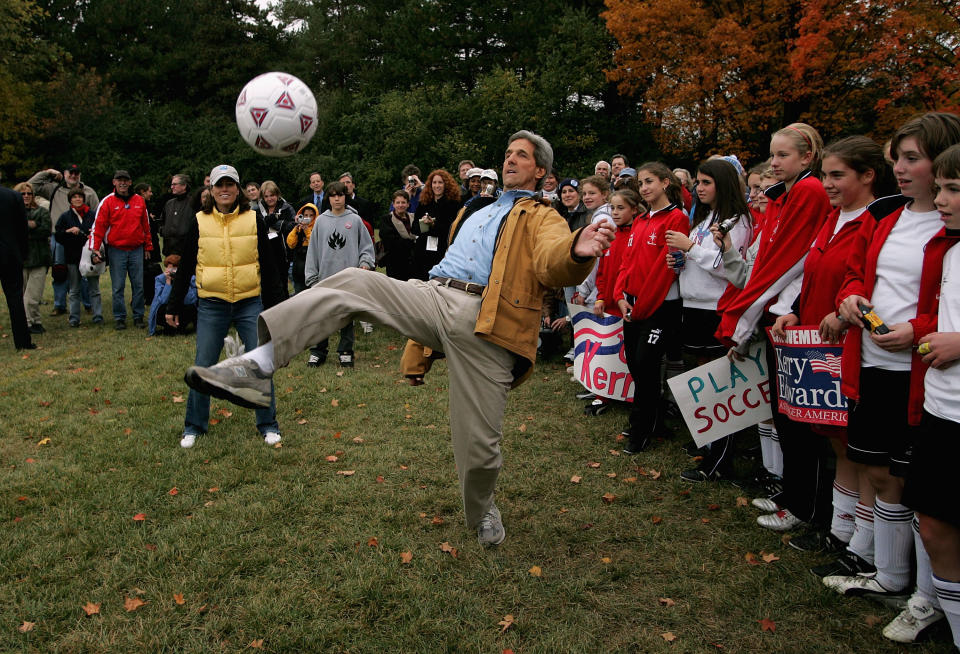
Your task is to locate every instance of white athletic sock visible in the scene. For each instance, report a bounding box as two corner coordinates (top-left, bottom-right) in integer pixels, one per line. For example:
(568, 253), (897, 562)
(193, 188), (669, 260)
(758, 423), (773, 474)
(241, 342), (275, 375)
(768, 425), (783, 477)
(873, 499), (914, 591)
(830, 482), (857, 543)
(848, 501), (875, 564)
(933, 575), (960, 648)
(913, 516), (941, 608)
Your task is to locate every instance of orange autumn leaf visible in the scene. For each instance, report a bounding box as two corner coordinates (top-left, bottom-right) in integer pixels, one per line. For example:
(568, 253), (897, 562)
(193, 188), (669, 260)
(18, 621), (35, 633)
(82, 602), (101, 616)
(518, 423), (526, 432)
(702, 518), (711, 524)
(24, 458), (35, 464)
(123, 428), (133, 435)
(661, 632), (677, 642)
(864, 614), (882, 627)
(337, 470), (356, 476)
(331, 398), (340, 407)
(600, 556), (612, 563)
(326, 455), (339, 462)
(745, 552), (760, 565)
(209, 418), (220, 425)
(173, 593), (185, 605)
(736, 496), (749, 507)
(216, 408), (232, 418)
(659, 597), (676, 607)
(132, 513), (146, 522)
(649, 469), (662, 480)
(707, 504), (720, 511)
(608, 449), (621, 457)
(623, 476), (637, 483)
(431, 516), (444, 525)
(570, 475), (582, 484)
(352, 436), (364, 443)
(400, 551), (413, 564)
(124, 596), (147, 612)
(498, 614), (515, 633)
(439, 542), (459, 558)
(758, 618), (776, 632)
(250, 639), (264, 649)
(761, 551), (780, 563)
(587, 461), (601, 468)
(168, 487), (178, 496)
(606, 472), (617, 478)
(651, 515), (662, 524)
(601, 492), (616, 504)
(529, 565), (542, 577)
(367, 537), (379, 547)
(297, 418), (308, 425)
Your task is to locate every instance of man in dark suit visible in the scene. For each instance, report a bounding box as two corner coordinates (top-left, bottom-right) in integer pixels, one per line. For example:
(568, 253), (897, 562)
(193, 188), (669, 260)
(298, 171), (324, 210)
(0, 183), (35, 350)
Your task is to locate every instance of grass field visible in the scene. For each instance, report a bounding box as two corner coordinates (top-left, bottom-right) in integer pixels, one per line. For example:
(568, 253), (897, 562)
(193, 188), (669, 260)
(1, 276), (955, 653)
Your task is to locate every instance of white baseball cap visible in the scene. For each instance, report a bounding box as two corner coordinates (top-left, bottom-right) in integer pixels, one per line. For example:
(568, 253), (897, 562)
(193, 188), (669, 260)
(480, 169), (498, 181)
(209, 164), (240, 185)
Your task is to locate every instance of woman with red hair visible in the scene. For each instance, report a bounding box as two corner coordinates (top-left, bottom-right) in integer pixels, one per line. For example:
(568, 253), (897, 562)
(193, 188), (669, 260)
(412, 169), (462, 280)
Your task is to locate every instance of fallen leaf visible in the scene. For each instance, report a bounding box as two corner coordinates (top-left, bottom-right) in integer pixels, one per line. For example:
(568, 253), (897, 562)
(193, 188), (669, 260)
(400, 551), (413, 564)
(558, 508), (568, 514)
(570, 475), (582, 484)
(37, 438), (51, 446)
(601, 492), (616, 504)
(708, 504), (720, 511)
(336, 370), (345, 377)
(661, 632), (677, 642)
(600, 556), (612, 563)
(216, 408), (232, 418)
(208, 487), (219, 493)
(337, 470), (355, 476)
(659, 597), (676, 607)
(736, 496), (749, 507)
(864, 614), (882, 627)
(297, 418), (308, 425)
(18, 621), (35, 633)
(367, 537), (379, 547)
(124, 596), (147, 612)
(518, 423), (527, 432)
(249, 639), (264, 649)
(172, 395), (185, 403)
(203, 500), (214, 507)
(651, 516), (662, 524)
(399, 465), (408, 470)
(209, 418), (220, 425)
(331, 398), (340, 407)
(173, 593), (185, 605)
(761, 551), (780, 563)
(325, 455), (339, 462)
(82, 602), (101, 616)
(431, 516), (444, 525)
(587, 461), (601, 468)
(498, 614), (515, 633)
(273, 442), (282, 449)
(17, 496), (28, 502)
(701, 518), (711, 524)
(38, 400), (52, 407)
(758, 618), (776, 632)
(123, 428), (133, 435)
(439, 542), (459, 558)
(745, 552), (760, 566)
(606, 472), (617, 478)
(352, 436), (364, 443)
(132, 513), (146, 522)
(529, 565), (542, 577)
(622, 476), (637, 483)
(649, 469), (662, 480)
(168, 487), (178, 496)
(24, 458), (35, 464)
(144, 544), (157, 551)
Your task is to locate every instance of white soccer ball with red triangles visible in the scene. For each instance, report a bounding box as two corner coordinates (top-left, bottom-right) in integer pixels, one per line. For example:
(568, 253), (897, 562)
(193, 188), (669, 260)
(235, 72), (318, 157)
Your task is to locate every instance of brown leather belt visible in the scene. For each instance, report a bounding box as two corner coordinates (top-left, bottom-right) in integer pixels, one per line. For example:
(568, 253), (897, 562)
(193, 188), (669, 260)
(432, 276), (486, 295)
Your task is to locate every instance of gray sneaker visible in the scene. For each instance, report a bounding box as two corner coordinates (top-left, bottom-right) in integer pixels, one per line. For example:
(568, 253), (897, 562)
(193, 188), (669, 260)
(185, 357), (272, 409)
(477, 503), (505, 548)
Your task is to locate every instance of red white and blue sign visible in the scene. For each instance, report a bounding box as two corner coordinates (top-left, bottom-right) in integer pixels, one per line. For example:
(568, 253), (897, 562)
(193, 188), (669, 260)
(766, 326), (848, 427)
(569, 307), (634, 402)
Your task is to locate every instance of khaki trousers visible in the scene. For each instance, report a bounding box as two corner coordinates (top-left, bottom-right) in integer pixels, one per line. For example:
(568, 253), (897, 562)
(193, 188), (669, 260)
(259, 268), (514, 528)
(22, 266), (47, 326)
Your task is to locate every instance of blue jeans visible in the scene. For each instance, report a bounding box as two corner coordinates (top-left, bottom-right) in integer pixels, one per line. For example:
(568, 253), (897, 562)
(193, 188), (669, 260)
(67, 265), (102, 323)
(51, 236), (89, 309)
(184, 296), (278, 436)
(107, 246), (144, 322)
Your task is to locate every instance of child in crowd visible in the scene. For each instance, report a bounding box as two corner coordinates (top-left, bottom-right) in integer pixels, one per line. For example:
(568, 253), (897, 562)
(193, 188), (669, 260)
(303, 181), (375, 368)
(148, 254), (197, 335)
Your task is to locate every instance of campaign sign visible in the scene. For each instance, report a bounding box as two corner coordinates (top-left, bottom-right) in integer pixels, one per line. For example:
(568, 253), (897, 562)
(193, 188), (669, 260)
(766, 326), (848, 426)
(666, 341), (773, 447)
(569, 306), (634, 402)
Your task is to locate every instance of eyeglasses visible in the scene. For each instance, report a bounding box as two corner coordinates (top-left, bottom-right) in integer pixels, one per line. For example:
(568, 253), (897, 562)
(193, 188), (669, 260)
(171, 181), (185, 187)
(21, 192), (34, 196)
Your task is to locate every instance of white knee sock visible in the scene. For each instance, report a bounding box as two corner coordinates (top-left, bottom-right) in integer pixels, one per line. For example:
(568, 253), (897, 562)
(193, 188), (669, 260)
(241, 341), (275, 374)
(913, 516), (941, 608)
(768, 425), (783, 477)
(933, 575), (960, 648)
(830, 482), (857, 543)
(758, 423), (773, 473)
(848, 501), (875, 564)
(873, 499), (914, 591)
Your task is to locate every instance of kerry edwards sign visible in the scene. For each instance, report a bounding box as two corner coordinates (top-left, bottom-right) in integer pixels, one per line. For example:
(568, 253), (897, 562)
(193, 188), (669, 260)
(766, 326), (848, 427)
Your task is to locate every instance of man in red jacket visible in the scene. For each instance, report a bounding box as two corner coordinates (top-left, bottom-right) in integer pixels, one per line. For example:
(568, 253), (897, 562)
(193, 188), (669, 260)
(89, 170), (152, 330)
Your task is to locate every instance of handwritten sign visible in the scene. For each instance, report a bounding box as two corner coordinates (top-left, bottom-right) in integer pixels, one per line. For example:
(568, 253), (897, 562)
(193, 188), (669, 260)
(666, 341), (772, 447)
(766, 326), (848, 426)
(569, 307), (634, 402)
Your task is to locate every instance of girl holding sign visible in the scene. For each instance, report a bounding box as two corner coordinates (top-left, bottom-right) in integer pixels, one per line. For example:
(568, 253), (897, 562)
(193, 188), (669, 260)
(614, 163), (689, 455)
(665, 158), (752, 481)
(826, 113), (960, 640)
(772, 136), (895, 572)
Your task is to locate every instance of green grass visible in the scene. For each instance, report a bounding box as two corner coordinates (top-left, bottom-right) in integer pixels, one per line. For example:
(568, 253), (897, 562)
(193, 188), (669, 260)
(1, 275), (955, 653)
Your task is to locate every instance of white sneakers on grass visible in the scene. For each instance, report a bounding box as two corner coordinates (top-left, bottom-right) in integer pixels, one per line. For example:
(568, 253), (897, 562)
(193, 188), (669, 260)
(179, 432), (281, 448)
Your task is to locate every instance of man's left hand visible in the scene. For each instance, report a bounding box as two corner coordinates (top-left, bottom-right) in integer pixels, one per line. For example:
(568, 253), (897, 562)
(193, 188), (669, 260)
(574, 222), (615, 258)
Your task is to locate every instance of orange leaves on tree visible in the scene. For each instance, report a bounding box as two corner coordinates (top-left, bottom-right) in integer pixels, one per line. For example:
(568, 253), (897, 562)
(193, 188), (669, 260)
(82, 602), (101, 616)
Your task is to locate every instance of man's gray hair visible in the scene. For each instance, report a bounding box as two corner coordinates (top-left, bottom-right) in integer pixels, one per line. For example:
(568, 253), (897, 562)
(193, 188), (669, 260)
(508, 130), (553, 190)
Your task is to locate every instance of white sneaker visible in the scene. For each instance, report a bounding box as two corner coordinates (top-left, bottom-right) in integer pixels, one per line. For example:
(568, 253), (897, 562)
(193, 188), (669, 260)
(360, 321), (373, 334)
(477, 503), (505, 547)
(751, 497), (779, 512)
(883, 593), (944, 642)
(757, 508), (802, 531)
(823, 571), (907, 597)
(180, 433), (196, 449)
(263, 431), (282, 446)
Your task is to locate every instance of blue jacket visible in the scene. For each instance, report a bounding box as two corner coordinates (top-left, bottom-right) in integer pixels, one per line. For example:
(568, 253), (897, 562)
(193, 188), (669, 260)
(149, 272), (196, 334)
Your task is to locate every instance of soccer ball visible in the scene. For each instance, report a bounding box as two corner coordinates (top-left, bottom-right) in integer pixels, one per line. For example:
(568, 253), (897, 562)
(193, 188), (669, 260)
(235, 72), (318, 157)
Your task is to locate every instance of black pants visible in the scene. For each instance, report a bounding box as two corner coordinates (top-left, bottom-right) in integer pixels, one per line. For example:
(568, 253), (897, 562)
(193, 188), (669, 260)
(765, 324), (833, 524)
(623, 300), (681, 437)
(1, 260), (31, 349)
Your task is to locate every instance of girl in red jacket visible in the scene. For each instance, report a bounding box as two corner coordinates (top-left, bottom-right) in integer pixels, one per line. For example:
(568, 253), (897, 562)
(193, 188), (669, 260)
(824, 112), (960, 621)
(614, 163), (689, 454)
(771, 136), (895, 569)
(593, 188), (641, 318)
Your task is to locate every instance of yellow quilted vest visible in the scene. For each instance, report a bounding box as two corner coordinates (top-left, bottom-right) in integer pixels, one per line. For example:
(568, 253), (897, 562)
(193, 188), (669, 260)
(195, 207), (260, 302)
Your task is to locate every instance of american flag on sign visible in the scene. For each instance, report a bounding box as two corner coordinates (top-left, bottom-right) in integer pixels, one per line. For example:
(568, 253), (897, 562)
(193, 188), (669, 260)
(805, 350), (842, 378)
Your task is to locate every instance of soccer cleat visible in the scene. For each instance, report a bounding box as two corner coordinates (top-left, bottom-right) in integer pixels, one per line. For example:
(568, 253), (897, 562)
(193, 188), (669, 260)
(180, 433), (197, 449)
(360, 321), (374, 334)
(307, 354), (324, 367)
(788, 530), (847, 554)
(882, 593), (945, 643)
(622, 435), (649, 455)
(751, 497), (780, 512)
(810, 549), (876, 578)
(338, 353), (354, 368)
(263, 431), (282, 446)
(757, 509), (802, 531)
(477, 503), (505, 548)
(185, 356), (272, 409)
(680, 467), (722, 482)
(823, 571), (908, 597)
(575, 390), (596, 400)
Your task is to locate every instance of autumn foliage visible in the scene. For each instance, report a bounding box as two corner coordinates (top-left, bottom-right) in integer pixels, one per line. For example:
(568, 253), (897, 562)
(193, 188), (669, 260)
(603, 0), (960, 160)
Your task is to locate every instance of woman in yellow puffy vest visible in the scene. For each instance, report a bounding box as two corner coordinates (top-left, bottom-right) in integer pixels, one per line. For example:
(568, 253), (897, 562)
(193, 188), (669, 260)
(165, 164), (286, 449)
